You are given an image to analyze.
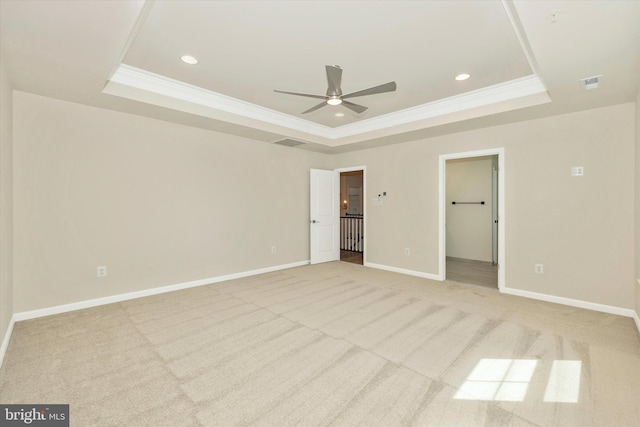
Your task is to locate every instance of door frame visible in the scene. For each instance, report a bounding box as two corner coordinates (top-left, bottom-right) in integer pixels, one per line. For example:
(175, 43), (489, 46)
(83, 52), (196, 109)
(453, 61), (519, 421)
(335, 166), (367, 265)
(438, 148), (505, 290)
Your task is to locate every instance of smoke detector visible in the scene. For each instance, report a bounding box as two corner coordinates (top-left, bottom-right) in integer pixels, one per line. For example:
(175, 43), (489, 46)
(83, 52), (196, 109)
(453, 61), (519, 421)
(580, 75), (602, 90)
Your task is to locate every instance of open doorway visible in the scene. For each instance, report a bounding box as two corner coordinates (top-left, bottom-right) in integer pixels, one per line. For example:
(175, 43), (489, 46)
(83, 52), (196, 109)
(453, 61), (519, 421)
(445, 155), (497, 288)
(439, 149), (505, 290)
(339, 169), (364, 265)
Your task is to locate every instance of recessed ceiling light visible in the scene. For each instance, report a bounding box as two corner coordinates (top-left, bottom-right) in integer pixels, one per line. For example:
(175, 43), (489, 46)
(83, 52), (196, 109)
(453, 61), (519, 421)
(181, 55), (198, 65)
(455, 73), (471, 81)
(334, 112), (344, 117)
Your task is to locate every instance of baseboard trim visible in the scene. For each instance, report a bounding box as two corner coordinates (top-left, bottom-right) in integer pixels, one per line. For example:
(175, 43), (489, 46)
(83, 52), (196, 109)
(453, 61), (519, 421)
(6, 260), (639, 363)
(365, 263), (636, 323)
(365, 262), (441, 281)
(502, 287), (636, 319)
(636, 279), (640, 334)
(0, 314), (16, 370)
(13, 260), (310, 323)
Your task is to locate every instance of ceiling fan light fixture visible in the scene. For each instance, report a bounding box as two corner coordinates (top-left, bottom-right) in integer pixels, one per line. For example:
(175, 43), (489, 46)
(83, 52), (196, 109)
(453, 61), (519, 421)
(455, 73), (471, 81)
(274, 65), (395, 114)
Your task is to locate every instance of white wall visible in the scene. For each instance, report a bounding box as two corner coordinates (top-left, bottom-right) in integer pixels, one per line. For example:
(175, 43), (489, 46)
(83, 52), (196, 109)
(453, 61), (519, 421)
(12, 92), (330, 312)
(335, 103), (636, 310)
(446, 156), (493, 262)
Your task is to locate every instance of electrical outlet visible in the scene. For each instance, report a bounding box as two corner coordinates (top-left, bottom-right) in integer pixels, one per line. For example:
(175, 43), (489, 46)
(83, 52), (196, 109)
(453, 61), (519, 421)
(571, 166), (584, 176)
(271, 246), (276, 254)
(97, 266), (107, 278)
(404, 248), (410, 256)
(534, 264), (544, 274)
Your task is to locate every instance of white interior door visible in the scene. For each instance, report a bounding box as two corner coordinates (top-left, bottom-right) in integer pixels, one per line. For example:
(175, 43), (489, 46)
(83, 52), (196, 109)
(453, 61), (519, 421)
(310, 169), (339, 264)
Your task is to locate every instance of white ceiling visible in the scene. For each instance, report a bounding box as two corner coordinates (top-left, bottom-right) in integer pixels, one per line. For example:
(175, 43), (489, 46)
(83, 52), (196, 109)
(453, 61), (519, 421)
(1, 0), (639, 153)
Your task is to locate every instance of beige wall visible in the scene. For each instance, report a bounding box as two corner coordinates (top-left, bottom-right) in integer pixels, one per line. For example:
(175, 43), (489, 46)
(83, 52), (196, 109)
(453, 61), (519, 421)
(635, 89), (640, 319)
(446, 156), (493, 262)
(335, 103), (636, 309)
(13, 91), (330, 312)
(6, 90), (638, 316)
(0, 62), (14, 341)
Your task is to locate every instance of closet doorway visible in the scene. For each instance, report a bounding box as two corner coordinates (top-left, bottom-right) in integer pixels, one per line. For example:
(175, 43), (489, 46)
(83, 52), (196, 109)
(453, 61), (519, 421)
(439, 149), (504, 289)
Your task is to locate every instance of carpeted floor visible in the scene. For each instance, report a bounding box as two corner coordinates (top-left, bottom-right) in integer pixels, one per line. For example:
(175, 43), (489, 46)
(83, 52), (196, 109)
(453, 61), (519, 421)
(1, 261), (639, 426)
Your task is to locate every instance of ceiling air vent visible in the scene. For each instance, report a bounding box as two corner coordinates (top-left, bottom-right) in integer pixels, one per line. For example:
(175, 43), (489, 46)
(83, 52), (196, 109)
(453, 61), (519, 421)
(273, 138), (306, 147)
(580, 75), (601, 90)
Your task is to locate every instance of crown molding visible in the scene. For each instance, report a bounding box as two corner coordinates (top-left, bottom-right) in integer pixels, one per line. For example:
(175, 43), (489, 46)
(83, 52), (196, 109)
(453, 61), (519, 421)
(330, 74), (548, 139)
(105, 64), (331, 137)
(105, 64), (549, 146)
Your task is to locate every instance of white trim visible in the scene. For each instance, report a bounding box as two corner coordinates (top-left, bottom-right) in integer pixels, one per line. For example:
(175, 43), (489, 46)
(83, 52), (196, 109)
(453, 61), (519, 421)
(439, 148), (506, 290)
(635, 278), (640, 333)
(500, 0), (545, 83)
(4, 260), (637, 369)
(335, 166), (367, 265)
(0, 314), (16, 369)
(502, 287), (636, 318)
(365, 262), (441, 281)
(333, 76), (545, 139)
(106, 0), (155, 81)
(107, 64), (330, 136)
(365, 261), (637, 323)
(13, 261), (309, 322)
(105, 65), (547, 146)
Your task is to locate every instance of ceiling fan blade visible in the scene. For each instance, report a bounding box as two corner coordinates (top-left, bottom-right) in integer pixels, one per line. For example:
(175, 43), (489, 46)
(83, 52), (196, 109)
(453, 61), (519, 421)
(325, 65), (342, 96)
(302, 102), (328, 114)
(274, 89), (326, 100)
(342, 81), (397, 99)
(342, 100), (368, 114)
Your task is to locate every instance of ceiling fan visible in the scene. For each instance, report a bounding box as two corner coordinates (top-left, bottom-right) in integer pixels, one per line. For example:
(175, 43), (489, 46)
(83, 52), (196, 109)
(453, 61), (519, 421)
(274, 65), (397, 114)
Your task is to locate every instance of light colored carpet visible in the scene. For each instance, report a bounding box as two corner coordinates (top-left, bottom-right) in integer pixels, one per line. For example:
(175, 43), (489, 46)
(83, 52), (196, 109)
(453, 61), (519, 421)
(1, 262), (639, 426)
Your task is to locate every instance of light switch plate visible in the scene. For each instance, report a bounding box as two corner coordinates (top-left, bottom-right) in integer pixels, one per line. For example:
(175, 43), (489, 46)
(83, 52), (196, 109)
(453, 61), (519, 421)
(571, 166), (584, 176)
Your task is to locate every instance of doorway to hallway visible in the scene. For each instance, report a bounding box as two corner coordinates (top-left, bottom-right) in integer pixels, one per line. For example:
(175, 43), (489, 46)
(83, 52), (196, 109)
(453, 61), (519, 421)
(339, 169), (364, 265)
